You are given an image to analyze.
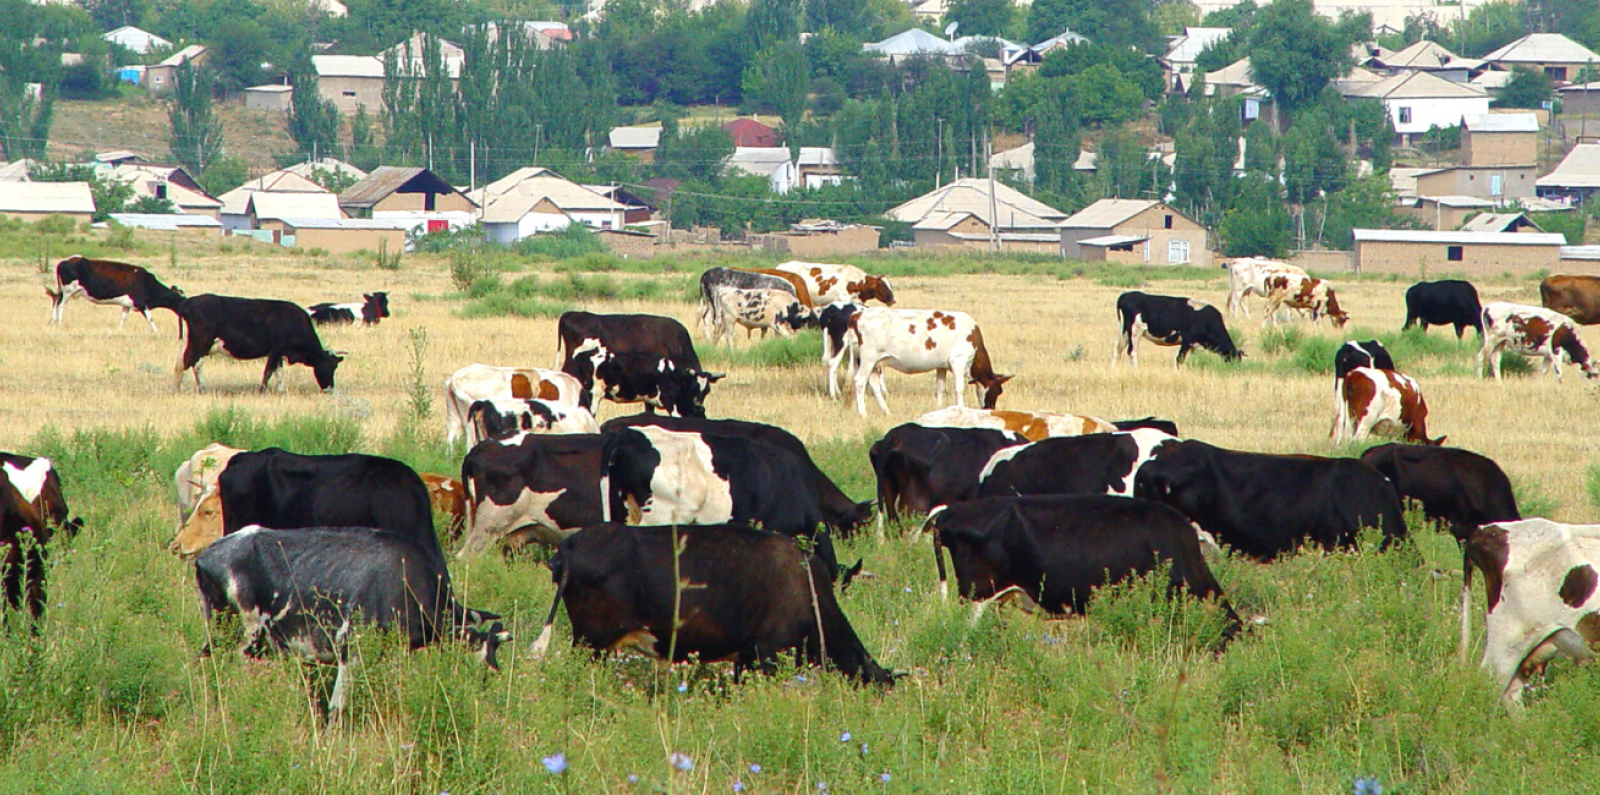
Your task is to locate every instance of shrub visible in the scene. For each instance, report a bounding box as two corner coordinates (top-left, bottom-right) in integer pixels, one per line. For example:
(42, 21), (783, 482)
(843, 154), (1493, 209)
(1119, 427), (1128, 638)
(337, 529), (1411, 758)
(105, 222), (136, 251)
(516, 224), (605, 260)
(34, 215), (77, 235)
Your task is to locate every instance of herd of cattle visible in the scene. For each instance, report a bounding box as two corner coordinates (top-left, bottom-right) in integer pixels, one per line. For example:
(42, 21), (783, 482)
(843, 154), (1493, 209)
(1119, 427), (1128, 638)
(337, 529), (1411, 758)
(12, 253), (1600, 715)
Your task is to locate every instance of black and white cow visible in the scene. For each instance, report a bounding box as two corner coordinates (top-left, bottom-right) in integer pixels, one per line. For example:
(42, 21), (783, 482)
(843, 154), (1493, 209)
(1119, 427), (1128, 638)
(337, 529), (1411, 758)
(2, 453), (78, 538)
(868, 424), (1025, 526)
(46, 255), (185, 331)
(925, 495), (1242, 642)
(531, 522), (894, 685)
(1333, 340), (1396, 382)
(195, 526), (508, 715)
(566, 345), (721, 417)
(464, 398), (599, 445)
(818, 301), (863, 398)
(697, 267), (799, 337)
(976, 429), (1179, 499)
(308, 292), (390, 326)
(555, 311), (703, 372)
(1133, 440), (1406, 560)
(1113, 292), (1242, 366)
(173, 295), (345, 392)
(458, 433), (610, 556)
(602, 413), (874, 536)
(1404, 280), (1483, 339)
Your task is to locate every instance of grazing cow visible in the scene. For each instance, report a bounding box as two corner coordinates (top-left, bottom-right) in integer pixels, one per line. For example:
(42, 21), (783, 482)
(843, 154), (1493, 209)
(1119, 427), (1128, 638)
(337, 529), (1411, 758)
(568, 345), (721, 418)
(464, 398), (600, 445)
(708, 285), (814, 347)
(308, 292), (390, 326)
(1360, 444), (1519, 543)
(1461, 519), (1600, 706)
(918, 406), (1117, 440)
(869, 424), (1024, 526)
(443, 363), (585, 445)
(849, 308), (1011, 416)
(1223, 257), (1306, 317)
(555, 311), (703, 372)
(925, 495), (1241, 639)
(46, 255), (185, 331)
(1, 479), (49, 618)
(1540, 275), (1600, 326)
(1261, 274), (1349, 328)
(977, 429), (1178, 499)
(819, 301), (863, 398)
(1114, 292), (1243, 366)
(734, 267), (814, 306)
(421, 473), (468, 538)
(531, 522), (894, 685)
(1405, 280), (1483, 338)
(697, 268), (800, 336)
(775, 261), (895, 305)
(1134, 440), (1406, 560)
(168, 449), (440, 564)
(458, 433), (610, 556)
(1333, 340), (1395, 382)
(173, 295), (345, 392)
(2, 453), (77, 537)
(602, 413), (873, 536)
(1478, 302), (1600, 382)
(1332, 367), (1442, 445)
(173, 443), (244, 520)
(195, 526), (508, 714)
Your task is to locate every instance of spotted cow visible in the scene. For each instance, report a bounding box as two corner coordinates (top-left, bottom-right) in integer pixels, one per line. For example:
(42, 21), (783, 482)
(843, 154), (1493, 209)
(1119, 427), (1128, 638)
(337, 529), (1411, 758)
(916, 406), (1117, 440)
(464, 398), (600, 446)
(1478, 302), (1600, 383)
(708, 286), (814, 347)
(1261, 273), (1349, 328)
(46, 255), (186, 331)
(458, 433), (610, 556)
(1223, 257), (1306, 317)
(849, 308), (1011, 416)
(1113, 292), (1242, 366)
(1332, 367), (1442, 445)
(443, 363), (586, 445)
(697, 268), (801, 337)
(775, 261), (895, 305)
(819, 301), (863, 399)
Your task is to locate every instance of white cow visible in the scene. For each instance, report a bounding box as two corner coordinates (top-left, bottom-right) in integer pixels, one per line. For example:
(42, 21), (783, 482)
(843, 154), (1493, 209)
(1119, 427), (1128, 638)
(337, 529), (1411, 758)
(916, 406), (1116, 441)
(775, 261), (895, 305)
(1464, 519), (1600, 706)
(709, 285), (812, 347)
(850, 308), (1012, 417)
(173, 443), (244, 520)
(1477, 302), (1600, 383)
(444, 363), (586, 444)
(1224, 257), (1307, 317)
(464, 397), (600, 447)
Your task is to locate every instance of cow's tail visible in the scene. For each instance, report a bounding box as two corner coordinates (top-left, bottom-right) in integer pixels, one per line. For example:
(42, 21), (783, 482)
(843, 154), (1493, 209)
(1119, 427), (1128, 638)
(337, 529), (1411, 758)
(1459, 544), (1475, 665)
(1331, 378), (1351, 442)
(923, 505), (950, 601)
(531, 552), (569, 659)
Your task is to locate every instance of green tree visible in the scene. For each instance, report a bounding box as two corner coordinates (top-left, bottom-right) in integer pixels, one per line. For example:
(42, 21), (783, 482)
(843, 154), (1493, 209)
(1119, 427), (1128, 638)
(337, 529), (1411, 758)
(1495, 69), (1554, 109)
(209, 17), (270, 92)
(1026, 0), (1159, 50)
(1152, 0), (1200, 36)
(1201, 0), (1256, 30)
(1068, 63), (1145, 125)
(167, 63), (224, 177)
(1219, 178), (1291, 256)
(1039, 42), (1164, 101)
(655, 123), (736, 183)
(1026, 0), (1074, 45)
(742, 43), (810, 140)
(200, 156), (247, 196)
(287, 74), (340, 160)
(945, 0), (1015, 38)
(1449, 1), (1526, 58)
(746, 0), (801, 51)
(1194, 33), (1243, 73)
(1246, 0), (1352, 117)
(0, 74), (53, 161)
(126, 194), (176, 214)
(807, 0), (869, 36)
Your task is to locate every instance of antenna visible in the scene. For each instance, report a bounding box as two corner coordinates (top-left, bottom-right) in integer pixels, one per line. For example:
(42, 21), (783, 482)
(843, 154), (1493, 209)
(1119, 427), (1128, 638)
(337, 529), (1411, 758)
(944, 21), (958, 40)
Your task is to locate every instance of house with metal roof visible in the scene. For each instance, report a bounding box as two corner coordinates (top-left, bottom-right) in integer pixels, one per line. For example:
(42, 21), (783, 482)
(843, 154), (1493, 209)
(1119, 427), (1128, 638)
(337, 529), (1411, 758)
(1352, 228), (1567, 276)
(340, 166), (476, 218)
(1482, 33), (1600, 84)
(144, 45), (207, 95)
(889, 178), (1068, 252)
(312, 54), (385, 114)
(721, 118), (780, 148)
(284, 158), (369, 184)
(1537, 143), (1600, 205)
(1059, 199), (1211, 266)
(1559, 80), (1600, 116)
(725, 148), (800, 194)
(1459, 212), (1544, 234)
(1345, 70), (1489, 140)
(107, 213), (222, 234)
(218, 170), (332, 231)
(468, 166), (629, 243)
(103, 163), (223, 218)
(1461, 113), (1538, 166)
(608, 127), (663, 162)
(0, 181), (95, 222)
(1162, 27), (1231, 75)
(864, 28), (958, 60)
(102, 26), (170, 55)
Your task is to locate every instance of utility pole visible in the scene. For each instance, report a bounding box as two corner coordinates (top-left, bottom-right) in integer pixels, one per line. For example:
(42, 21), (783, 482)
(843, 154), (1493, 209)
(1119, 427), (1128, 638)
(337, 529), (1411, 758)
(936, 117), (944, 187)
(987, 134), (999, 253)
(470, 140), (476, 198)
(535, 123), (544, 165)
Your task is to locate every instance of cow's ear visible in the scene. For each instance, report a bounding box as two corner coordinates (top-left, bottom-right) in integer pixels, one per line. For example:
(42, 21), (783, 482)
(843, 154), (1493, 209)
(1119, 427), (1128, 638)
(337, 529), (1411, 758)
(704, 371), (727, 382)
(995, 373), (1015, 384)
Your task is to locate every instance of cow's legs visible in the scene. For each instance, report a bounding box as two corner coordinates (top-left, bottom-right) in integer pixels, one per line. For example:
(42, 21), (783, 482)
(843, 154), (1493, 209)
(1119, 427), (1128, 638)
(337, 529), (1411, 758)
(117, 306), (133, 330)
(933, 367), (948, 407)
(140, 308), (159, 333)
(327, 620), (354, 720)
(260, 355), (285, 392)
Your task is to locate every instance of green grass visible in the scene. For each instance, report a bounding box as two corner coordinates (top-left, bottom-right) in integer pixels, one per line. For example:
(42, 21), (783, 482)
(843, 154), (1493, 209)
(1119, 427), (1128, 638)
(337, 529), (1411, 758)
(698, 332), (824, 369)
(455, 272), (694, 318)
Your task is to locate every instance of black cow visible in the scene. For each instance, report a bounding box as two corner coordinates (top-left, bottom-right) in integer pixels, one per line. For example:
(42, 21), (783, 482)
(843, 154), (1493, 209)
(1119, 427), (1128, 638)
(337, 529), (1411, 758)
(1359, 443), (1520, 542)
(1333, 340), (1396, 381)
(1, 453), (79, 538)
(1134, 440), (1406, 560)
(602, 413), (873, 535)
(46, 255), (185, 331)
(1114, 292), (1243, 366)
(818, 301), (863, 397)
(195, 526), (508, 715)
(173, 295), (345, 392)
(0, 454), (80, 619)
(977, 429), (1179, 499)
(1405, 280), (1483, 338)
(532, 522), (894, 685)
(458, 433), (610, 556)
(698, 267), (798, 336)
(926, 495), (1242, 641)
(555, 311), (704, 372)
(216, 448), (443, 566)
(869, 424), (1024, 526)
(308, 292), (390, 326)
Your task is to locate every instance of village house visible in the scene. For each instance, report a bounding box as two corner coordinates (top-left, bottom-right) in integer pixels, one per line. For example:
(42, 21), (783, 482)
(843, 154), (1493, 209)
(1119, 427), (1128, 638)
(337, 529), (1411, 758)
(1461, 113), (1538, 166)
(0, 181), (95, 223)
(1482, 33), (1600, 85)
(607, 127), (662, 162)
(103, 163), (222, 218)
(1345, 70), (1489, 142)
(1351, 228), (1566, 276)
(1536, 143), (1600, 206)
(1059, 199), (1211, 267)
(143, 45), (206, 95)
(339, 166), (476, 234)
(217, 170), (332, 232)
(468, 167), (629, 243)
(889, 178), (1067, 253)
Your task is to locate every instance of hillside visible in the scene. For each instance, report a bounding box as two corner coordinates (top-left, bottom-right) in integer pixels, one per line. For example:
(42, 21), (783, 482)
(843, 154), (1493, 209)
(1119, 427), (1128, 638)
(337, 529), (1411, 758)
(48, 94), (300, 173)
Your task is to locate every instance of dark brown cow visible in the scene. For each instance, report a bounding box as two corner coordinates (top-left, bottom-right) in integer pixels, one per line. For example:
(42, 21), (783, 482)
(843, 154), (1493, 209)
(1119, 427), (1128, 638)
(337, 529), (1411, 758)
(46, 255), (185, 331)
(1540, 275), (1600, 325)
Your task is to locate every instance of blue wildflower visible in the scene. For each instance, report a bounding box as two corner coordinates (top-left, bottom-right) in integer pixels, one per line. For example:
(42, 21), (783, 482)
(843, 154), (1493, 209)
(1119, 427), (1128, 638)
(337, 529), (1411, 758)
(881, 773), (892, 783)
(1353, 776), (1382, 795)
(750, 764), (762, 774)
(860, 743), (869, 754)
(671, 752), (694, 772)
(677, 682), (688, 693)
(733, 781), (744, 793)
(628, 774), (639, 783)
(840, 731), (851, 742)
(541, 753), (567, 774)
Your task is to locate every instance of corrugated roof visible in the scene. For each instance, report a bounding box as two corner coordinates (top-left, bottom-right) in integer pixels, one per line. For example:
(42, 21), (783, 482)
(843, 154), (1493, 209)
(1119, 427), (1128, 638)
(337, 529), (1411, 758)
(721, 118), (779, 148)
(157, 44), (206, 67)
(470, 167), (626, 219)
(887, 178), (1067, 230)
(1079, 234), (1149, 246)
(1061, 199), (1179, 229)
(864, 28), (957, 56)
(1482, 33), (1600, 65)
(608, 126), (662, 149)
(246, 84), (293, 94)
(107, 213), (221, 229)
(726, 147), (792, 178)
(1460, 213), (1540, 233)
(1351, 69), (1487, 99)
(1562, 245), (1600, 260)
(1208, 57), (1258, 88)
(102, 26), (170, 54)
(219, 172), (329, 215)
(313, 54), (384, 78)
(284, 158), (368, 182)
(1538, 144), (1600, 189)
(1471, 70), (1515, 89)
(1560, 81), (1600, 92)
(1420, 195), (1494, 208)
(281, 217), (410, 230)
(340, 166), (465, 209)
(1031, 29), (1089, 54)
(1352, 228), (1566, 245)
(796, 147), (837, 167)
(912, 210), (976, 231)
(1377, 39), (1457, 69)
(1465, 113), (1538, 132)
(0, 181), (95, 213)
(249, 192), (343, 221)
(1163, 27), (1230, 65)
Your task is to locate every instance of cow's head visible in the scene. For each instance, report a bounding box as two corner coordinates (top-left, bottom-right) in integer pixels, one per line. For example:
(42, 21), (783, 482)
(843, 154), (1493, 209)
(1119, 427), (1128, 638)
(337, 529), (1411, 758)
(856, 276), (895, 305)
(169, 489), (224, 557)
(459, 609), (511, 671)
(313, 350), (345, 391)
(778, 301), (817, 334)
(662, 368), (723, 418)
(365, 292), (391, 319)
(973, 373), (1013, 410)
(1324, 289), (1350, 328)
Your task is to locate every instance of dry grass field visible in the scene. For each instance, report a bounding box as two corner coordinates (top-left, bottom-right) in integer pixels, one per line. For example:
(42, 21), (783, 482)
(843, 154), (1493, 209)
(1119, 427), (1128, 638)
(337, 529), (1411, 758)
(9, 227), (1600, 793)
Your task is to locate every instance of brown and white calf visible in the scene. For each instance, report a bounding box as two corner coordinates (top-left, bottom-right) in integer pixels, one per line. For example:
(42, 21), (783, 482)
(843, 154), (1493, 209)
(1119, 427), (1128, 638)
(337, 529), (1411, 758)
(47, 255), (185, 331)
(444, 363), (586, 444)
(849, 308), (1012, 417)
(708, 285), (814, 347)
(916, 406), (1116, 441)
(1477, 302), (1600, 383)
(421, 473), (468, 538)
(775, 261), (895, 305)
(1331, 367), (1442, 445)
(1261, 273), (1349, 328)
(1223, 257), (1306, 317)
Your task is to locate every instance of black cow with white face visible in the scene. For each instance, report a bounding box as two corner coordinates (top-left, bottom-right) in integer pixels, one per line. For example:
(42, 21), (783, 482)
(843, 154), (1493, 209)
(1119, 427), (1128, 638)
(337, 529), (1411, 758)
(1405, 280), (1483, 339)
(567, 345), (721, 417)
(173, 295), (344, 392)
(308, 292), (390, 326)
(1113, 292), (1243, 366)
(457, 433), (610, 556)
(977, 429), (1179, 499)
(818, 301), (863, 398)
(869, 424), (1024, 526)
(47, 255), (185, 331)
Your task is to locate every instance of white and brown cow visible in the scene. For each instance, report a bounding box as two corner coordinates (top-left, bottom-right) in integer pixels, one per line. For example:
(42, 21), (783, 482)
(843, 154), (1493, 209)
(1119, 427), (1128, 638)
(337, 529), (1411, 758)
(1224, 257), (1306, 317)
(1261, 273), (1349, 328)
(850, 308), (1011, 417)
(173, 443), (244, 520)
(444, 363), (586, 444)
(708, 285), (814, 347)
(464, 398), (600, 446)
(916, 406), (1116, 441)
(1477, 302), (1600, 383)
(1331, 367), (1442, 445)
(775, 261), (895, 305)
(1463, 519), (1600, 706)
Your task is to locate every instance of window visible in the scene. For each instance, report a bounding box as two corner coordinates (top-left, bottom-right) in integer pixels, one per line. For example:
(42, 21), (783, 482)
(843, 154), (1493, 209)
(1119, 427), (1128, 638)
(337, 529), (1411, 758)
(342, 91), (356, 98)
(1447, 245), (1464, 262)
(1490, 174), (1503, 196)
(1168, 239), (1190, 264)
(424, 193), (436, 211)
(1163, 214), (1173, 229)
(1547, 66), (1567, 81)
(154, 183), (167, 200)
(1398, 107), (1412, 124)
(1110, 242), (1134, 252)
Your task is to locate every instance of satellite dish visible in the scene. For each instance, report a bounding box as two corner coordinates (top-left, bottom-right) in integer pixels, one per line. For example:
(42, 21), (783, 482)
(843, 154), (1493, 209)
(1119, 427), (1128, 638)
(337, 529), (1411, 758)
(944, 21), (958, 39)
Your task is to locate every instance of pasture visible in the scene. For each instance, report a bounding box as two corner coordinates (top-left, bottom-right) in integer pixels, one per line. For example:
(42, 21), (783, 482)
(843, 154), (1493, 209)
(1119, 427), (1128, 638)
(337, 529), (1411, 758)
(4, 229), (1600, 793)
